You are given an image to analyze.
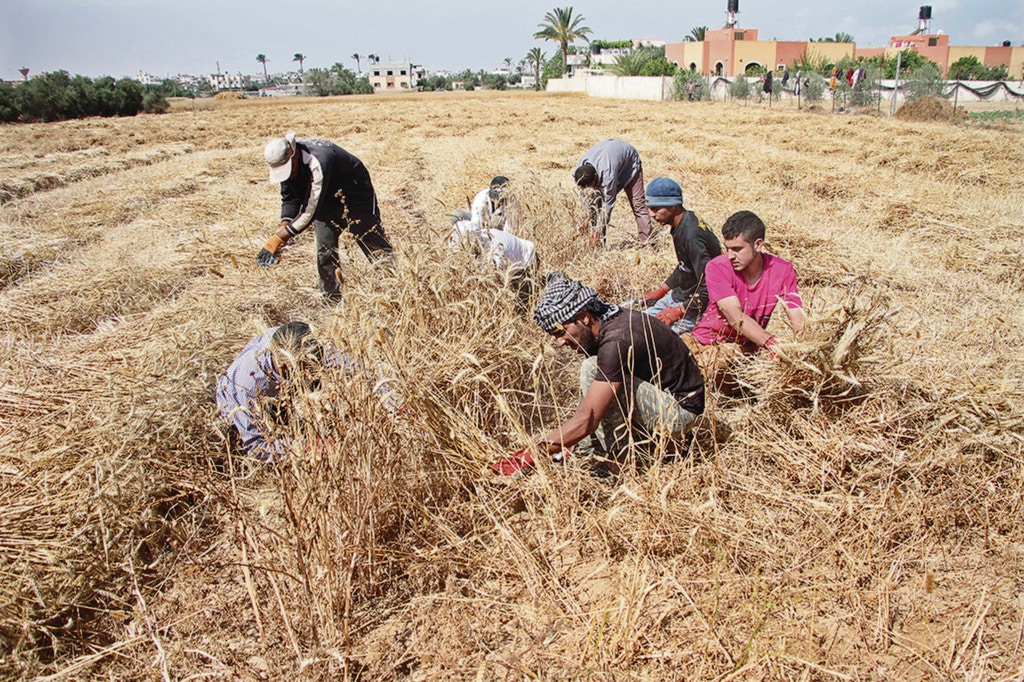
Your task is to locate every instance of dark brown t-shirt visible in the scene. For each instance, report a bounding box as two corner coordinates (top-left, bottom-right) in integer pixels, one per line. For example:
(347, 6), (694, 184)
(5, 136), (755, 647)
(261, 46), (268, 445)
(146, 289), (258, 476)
(594, 310), (705, 414)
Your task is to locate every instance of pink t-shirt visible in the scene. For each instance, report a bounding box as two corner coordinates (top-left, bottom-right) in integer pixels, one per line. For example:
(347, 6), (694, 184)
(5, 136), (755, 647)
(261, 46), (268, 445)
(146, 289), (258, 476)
(692, 253), (802, 348)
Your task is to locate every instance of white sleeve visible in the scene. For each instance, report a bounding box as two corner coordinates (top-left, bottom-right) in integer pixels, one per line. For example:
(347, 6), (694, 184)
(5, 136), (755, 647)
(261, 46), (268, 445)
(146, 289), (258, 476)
(470, 189), (490, 226)
(287, 151), (323, 233)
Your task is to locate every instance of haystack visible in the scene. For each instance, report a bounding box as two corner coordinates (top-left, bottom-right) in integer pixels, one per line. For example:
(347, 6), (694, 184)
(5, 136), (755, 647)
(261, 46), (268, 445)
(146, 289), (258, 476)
(896, 95), (960, 122)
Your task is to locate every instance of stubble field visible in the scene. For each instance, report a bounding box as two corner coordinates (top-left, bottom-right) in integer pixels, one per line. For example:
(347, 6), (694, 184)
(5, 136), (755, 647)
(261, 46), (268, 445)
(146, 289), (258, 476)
(1, 90), (1023, 680)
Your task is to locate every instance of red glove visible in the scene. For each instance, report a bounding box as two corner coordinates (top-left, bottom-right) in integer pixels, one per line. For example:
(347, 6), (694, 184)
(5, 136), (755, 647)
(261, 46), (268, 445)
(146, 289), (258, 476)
(763, 335), (781, 360)
(492, 448), (536, 477)
(655, 306), (685, 326)
(643, 284), (670, 306)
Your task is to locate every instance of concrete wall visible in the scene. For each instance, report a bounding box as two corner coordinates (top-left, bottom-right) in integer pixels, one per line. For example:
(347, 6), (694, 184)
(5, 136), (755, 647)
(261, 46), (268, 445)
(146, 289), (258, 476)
(546, 75), (675, 101)
(547, 75), (1024, 105)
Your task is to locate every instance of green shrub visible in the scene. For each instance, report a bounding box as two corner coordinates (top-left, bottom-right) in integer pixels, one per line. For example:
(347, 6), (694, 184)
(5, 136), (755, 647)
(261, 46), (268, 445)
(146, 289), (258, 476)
(729, 76), (751, 101)
(947, 56), (1009, 80)
(903, 62), (947, 101)
(673, 71), (709, 101)
(803, 73), (827, 102)
(142, 90), (169, 114)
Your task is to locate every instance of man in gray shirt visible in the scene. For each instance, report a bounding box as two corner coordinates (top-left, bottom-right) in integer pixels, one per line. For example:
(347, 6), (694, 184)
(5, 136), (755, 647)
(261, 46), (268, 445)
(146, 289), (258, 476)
(573, 139), (652, 244)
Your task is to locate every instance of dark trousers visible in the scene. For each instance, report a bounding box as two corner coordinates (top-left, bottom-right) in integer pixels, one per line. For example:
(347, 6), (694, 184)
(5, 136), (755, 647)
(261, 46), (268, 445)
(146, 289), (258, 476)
(315, 218), (392, 297)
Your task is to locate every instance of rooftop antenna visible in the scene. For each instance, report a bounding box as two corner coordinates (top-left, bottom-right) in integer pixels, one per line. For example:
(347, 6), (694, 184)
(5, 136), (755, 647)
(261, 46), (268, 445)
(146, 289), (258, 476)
(726, 0), (739, 28)
(918, 5), (932, 34)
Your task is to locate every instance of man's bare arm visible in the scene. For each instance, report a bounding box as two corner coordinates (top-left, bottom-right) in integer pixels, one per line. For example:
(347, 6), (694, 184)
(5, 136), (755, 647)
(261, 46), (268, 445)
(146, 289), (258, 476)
(537, 380), (620, 455)
(785, 305), (806, 334)
(716, 295), (774, 347)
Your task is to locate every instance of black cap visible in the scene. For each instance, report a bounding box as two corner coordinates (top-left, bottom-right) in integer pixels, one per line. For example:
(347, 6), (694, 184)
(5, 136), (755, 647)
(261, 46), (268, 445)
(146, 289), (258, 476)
(574, 162), (597, 188)
(488, 175), (510, 200)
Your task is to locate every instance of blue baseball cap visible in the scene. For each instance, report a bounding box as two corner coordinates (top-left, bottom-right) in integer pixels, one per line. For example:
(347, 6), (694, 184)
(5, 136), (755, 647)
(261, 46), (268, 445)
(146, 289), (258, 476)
(645, 177), (684, 207)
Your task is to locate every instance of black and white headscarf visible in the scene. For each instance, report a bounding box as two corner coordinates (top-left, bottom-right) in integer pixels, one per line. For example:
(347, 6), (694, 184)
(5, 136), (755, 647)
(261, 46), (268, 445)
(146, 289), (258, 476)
(533, 273), (618, 332)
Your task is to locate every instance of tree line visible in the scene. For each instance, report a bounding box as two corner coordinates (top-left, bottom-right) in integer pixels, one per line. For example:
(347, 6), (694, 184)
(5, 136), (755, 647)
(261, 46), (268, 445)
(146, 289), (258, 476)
(0, 71), (168, 123)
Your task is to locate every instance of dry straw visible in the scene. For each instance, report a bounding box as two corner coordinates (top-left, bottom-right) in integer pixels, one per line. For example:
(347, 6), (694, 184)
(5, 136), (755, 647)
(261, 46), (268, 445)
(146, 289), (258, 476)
(1, 91), (1022, 680)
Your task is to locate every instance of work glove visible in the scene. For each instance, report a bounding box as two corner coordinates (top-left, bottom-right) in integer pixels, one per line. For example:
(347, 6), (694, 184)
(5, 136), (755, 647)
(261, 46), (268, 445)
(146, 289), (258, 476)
(257, 234), (284, 267)
(655, 305), (685, 326)
(763, 335), (781, 361)
(551, 446), (572, 464)
(492, 448), (536, 477)
(642, 284), (670, 307)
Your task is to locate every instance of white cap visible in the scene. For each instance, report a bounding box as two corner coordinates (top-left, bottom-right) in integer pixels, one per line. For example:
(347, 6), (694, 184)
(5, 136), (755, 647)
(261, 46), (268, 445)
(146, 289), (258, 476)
(264, 131), (296, 183)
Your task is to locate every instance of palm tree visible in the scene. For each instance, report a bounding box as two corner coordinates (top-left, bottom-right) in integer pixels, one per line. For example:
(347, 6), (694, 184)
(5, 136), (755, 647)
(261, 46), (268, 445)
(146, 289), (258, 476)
(351, 53), (361, 74)
(834, 32), (855, 43)
(533, 6), (592, 77)
(608, 46), (657, 77)
(293, 53), (306, 75)
(688, 26), (708, 42)
(526, 47), (546, 90)
(367, 53), (379, 64)
(504, 57), (513, 73)
(256, 54), (269, 83)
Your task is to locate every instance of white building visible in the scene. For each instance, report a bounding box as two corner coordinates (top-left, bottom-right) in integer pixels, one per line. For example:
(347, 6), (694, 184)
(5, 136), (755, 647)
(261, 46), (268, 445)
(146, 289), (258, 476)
(258, 84), (303, 97)
(134, 71), (162, 86)
(206, 72), (250, 91)
(368, 60), (425, 90)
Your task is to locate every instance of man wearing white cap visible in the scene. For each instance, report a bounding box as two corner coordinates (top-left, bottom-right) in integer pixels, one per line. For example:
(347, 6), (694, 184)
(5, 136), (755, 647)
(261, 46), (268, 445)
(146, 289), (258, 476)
(258, 132), (392, 301)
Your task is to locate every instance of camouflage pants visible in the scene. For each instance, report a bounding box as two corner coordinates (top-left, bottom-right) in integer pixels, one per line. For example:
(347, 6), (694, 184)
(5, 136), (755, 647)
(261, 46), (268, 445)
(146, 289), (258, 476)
(575, 356), (697, 461)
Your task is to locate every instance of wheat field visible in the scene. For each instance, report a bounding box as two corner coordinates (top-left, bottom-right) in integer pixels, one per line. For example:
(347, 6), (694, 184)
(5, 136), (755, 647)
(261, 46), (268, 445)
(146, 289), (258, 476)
(1, 91), (1023, 680)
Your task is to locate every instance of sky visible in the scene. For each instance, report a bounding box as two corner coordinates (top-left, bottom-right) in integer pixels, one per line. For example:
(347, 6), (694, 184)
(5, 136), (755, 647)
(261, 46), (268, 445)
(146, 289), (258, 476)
(1, 0), (1021, 81)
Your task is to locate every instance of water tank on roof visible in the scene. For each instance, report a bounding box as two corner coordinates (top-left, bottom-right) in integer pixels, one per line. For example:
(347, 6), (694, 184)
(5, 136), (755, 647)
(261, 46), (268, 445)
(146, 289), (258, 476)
(919, 5), (932, 20)
(728, 0), (739, 13)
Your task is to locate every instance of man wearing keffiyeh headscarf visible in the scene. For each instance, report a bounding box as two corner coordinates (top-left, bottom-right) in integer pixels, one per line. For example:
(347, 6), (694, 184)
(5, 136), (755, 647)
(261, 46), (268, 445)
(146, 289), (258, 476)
(493, 273), (706, 477)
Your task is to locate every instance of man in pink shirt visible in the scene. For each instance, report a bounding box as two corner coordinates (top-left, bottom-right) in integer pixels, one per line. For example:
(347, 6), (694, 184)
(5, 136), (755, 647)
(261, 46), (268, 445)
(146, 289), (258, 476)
(686, 211), (805, 391)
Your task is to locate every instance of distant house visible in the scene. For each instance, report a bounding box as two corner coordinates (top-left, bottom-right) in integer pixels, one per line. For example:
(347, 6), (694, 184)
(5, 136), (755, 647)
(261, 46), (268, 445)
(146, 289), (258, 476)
(570, 38), (667, 77)
(368, 60), (425, 90)
(134, 72), (162, 86)
(206, 72), (250, 91)
(258, 84), (303, 97)
(665, 25), (1023, 78)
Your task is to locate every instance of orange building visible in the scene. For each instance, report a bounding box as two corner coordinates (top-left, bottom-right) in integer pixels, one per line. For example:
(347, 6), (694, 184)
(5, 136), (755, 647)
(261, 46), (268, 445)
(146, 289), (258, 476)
(665, 26), (1023, 79)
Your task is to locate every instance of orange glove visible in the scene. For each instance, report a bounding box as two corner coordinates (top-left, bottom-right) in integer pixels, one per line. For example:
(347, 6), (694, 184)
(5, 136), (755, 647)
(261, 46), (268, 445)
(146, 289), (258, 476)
(257, 234), (285, 266)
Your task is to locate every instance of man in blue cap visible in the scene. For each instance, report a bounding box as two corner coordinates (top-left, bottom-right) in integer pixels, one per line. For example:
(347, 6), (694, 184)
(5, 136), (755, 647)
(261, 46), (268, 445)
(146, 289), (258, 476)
(628, 177), (722, 335)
